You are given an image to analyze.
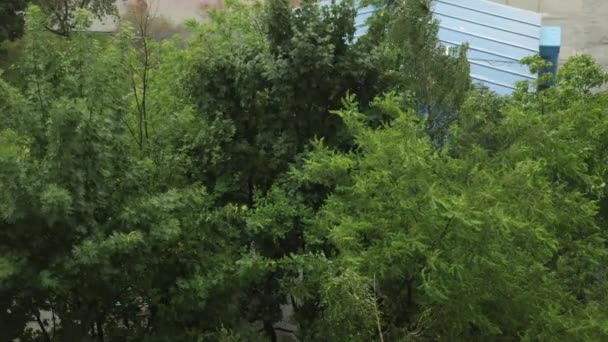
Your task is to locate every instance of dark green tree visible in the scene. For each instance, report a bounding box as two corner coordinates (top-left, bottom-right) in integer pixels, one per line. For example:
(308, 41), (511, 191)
(0, 7), (247, 341)
(183, 1), (386, 339)
(33, 0), (116, 36)
(2, 1), (608, 341)
(371, 0), (471, 145)
(0, 0), (27, 42)
(185, 0), (381, 206)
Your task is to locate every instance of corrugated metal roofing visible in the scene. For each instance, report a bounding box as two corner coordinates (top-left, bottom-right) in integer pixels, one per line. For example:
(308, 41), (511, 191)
(435, 0), (541, 94)
(327, 0), (544, 95)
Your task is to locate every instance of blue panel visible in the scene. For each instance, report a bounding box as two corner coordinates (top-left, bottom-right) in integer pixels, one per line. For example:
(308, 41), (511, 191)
(436, 14), (539, 51)
(357, 4), (376, 14)
(473, 79), (514, 96)
(443, 41), (535, 78)
(438, 28), (537, 61)
(355, 25), (367, 38)
(470, 63), (532, 86)
(437, 0), (541, 25)
(437, 0), (542, 94)
(328, 0), (545, 95)
(540, 46), (559, 75)
(434, 1), (540, 39)
(540, 26), (561, 47)
(354, 10), (374, 27)
(539, 26), (561, 77)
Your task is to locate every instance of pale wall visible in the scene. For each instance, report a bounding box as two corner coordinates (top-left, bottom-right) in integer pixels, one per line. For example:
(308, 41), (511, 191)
(490, 0), (608, 68)
(96, 0), (608, 69)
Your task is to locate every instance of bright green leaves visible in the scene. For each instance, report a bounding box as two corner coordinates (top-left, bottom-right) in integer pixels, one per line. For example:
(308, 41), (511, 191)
(73, 231), (145, 266)
(291, 89), (608, 339)
(558, 54), (608, 95)
(317, 269), (379, 341)
(292, 139), (356, 188)
(1, 0), (608, 341)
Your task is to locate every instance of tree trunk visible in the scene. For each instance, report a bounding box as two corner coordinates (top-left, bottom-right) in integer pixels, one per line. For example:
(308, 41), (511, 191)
(263, 320), (277, 342)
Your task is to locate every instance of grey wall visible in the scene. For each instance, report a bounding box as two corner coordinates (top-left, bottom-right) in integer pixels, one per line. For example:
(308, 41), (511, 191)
(490, 0), (608, 68)
(98, 0), (608, 69)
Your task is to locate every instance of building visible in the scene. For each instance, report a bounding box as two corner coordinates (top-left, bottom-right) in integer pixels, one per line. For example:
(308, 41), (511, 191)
(490, 0), (608, 69)
(101, 0), (607, 68)
(350, 0), (562, 95)
(113, 0), (563, 95)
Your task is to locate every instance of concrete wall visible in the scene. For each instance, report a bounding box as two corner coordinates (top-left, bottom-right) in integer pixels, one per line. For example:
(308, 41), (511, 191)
(490, 0), (608, 68)
(97, 0), (608, 70)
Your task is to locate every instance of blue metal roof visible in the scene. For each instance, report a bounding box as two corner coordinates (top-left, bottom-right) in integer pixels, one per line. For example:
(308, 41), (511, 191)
(435, 0), (541, 95)
(326, 0), (545, 95)
(540, 26), (562, 47)
(539, 26), (562, 78)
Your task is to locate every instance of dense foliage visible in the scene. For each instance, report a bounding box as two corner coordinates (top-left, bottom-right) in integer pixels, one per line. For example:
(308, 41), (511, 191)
(0, 0), (28, 42)
(33, 0), (117, 36)
(1, 0), (117, 41)
(1, 0), (607, 341)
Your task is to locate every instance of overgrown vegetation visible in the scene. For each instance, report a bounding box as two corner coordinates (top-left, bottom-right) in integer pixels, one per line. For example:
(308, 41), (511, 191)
(1, 0), (607, 341)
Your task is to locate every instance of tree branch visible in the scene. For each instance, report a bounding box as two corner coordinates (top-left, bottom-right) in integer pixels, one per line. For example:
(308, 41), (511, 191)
(34, 311), (52, 342)
(430, 216), (454, 250)
(50, 301), (58, 341)
(42, 23), (70, 37)
(373, 274), (385, 342)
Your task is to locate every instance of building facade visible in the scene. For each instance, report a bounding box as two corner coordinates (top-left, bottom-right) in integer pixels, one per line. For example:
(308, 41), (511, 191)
(490, 0), (608, 69)
(350, 0), (558, 95)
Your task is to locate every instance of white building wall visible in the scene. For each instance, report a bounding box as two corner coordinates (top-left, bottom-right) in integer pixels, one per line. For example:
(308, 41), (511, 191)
(490, 0), (608, 68)
(95, 0), (608, 70)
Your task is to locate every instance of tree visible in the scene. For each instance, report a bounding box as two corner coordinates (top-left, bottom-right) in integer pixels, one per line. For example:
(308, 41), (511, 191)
(183, 1), (386, 339)
(2, 1), (608, 341)
(370, 0), (471, 146)
(184, 0), (383, 206)
(0, 7), (246, 341)
(285, 88), (608, 340)
(0, 0), (28, 42)
(33, 0), (116, 36)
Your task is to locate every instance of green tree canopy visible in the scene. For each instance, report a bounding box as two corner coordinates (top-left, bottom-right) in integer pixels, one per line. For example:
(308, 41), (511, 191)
(1, 1), (607, 341)
(282, 85), (608, 340)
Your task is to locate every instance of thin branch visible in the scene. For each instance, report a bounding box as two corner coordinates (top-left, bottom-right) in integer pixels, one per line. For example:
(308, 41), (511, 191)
(34, 311), (52, 342)
(120, 112), (139, 145)
(129, 70), (144, 150)
(31, 34), (50, 115)
(42, 23), (70, 37)
(430, 216), (454, 250)
(274, 327), (298, 335)
(372, 274), (385, 342)
(63, 0), (70, 26)
(50, 301), (58, 341)
(141, 34), (150, 142)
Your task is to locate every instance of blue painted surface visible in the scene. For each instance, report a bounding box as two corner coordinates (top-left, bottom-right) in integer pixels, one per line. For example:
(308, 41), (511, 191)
(319, 0), (562, 95)
(338, 0), (545, 95)
(539, 26), (562, 78)
(540, 26), (562, 47)
(436, 0), (542, 94)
